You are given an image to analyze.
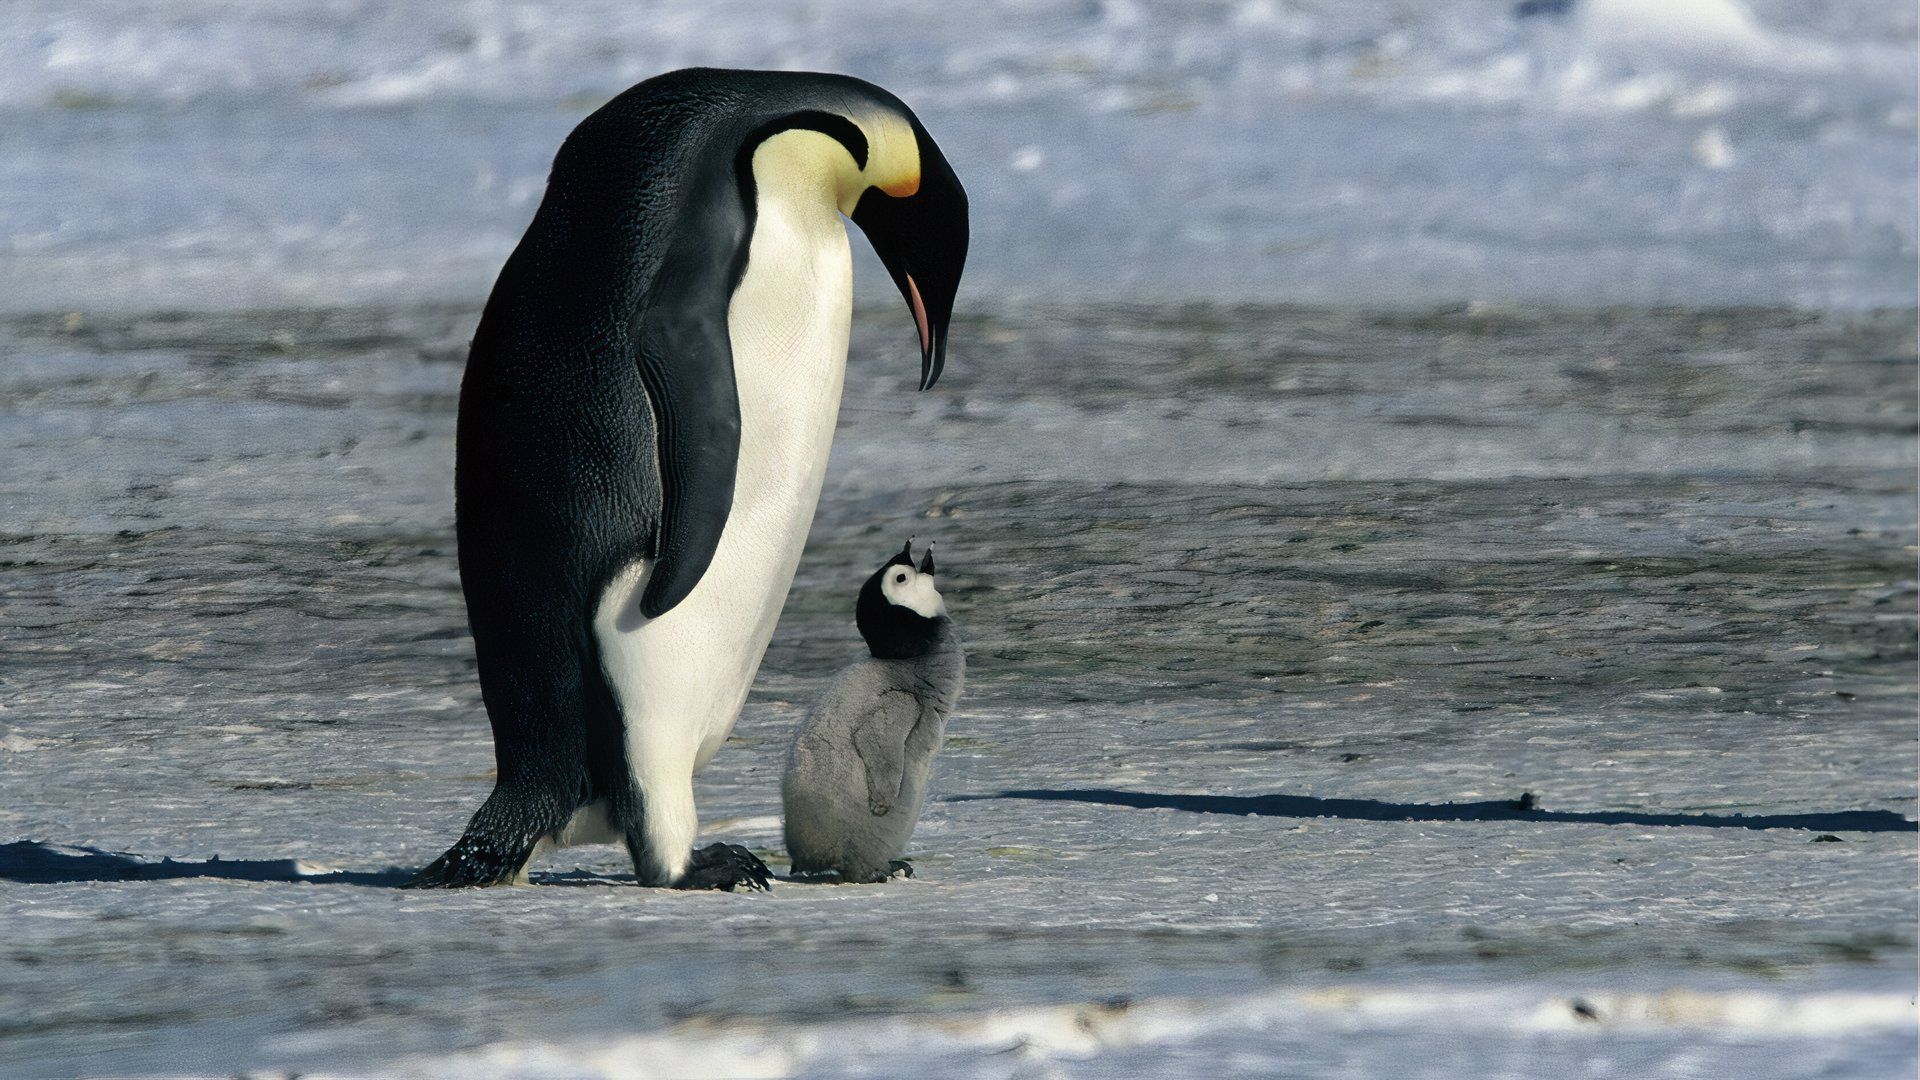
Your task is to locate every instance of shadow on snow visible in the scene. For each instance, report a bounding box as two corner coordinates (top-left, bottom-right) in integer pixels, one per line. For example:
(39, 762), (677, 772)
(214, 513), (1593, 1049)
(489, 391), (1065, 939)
(955, 789), (1918, 833)
(7, 788), (1912, 887)
(0, 841), (623, 888)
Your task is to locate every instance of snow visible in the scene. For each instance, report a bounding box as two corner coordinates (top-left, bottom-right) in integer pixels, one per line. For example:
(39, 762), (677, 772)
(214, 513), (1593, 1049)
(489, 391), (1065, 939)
(0, 0), (1911, 312)
(0, 2), (1913, 1075)
(0, 304), (1913, 1076)
(397, 983), (1918, 1079)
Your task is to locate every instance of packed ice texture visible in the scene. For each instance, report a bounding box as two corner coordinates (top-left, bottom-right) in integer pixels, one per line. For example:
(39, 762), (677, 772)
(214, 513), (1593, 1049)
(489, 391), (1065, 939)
(0, 2), (1915, 1076)
(0, 305), (1913, 1076)
(0, 0), (1913, 312)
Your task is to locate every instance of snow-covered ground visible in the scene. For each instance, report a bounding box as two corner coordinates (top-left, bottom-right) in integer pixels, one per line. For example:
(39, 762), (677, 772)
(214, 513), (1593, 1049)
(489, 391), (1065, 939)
(0, 0), (1912, 312)
(0, 2), (1915, 1076)
(0, 304), (1913, 1076)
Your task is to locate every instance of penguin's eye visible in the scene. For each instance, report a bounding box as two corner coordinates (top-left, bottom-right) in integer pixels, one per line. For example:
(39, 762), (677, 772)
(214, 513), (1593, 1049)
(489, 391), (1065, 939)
(893, 573), (907, 583)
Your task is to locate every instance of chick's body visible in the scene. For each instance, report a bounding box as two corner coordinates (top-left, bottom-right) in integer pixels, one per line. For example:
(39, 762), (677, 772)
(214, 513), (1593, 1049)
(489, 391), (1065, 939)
(782, 543), (965, 882)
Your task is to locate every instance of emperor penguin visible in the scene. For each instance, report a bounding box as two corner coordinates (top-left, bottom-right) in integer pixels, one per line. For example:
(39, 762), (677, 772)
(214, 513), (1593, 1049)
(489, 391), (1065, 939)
(407, 69), (969, 891)
(783, 541), (965, 883)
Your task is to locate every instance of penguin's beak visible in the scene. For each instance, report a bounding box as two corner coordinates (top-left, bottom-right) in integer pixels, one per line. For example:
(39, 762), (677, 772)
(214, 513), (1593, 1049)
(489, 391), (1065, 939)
(851, 123), (968, 392)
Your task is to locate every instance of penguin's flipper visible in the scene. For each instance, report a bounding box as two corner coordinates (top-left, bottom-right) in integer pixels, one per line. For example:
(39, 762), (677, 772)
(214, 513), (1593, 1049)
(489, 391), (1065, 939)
(632, 304), (740, 619)
(674, 842), (772, 892)
(630, 181), (752, 620)
(849, 690), (921, 816)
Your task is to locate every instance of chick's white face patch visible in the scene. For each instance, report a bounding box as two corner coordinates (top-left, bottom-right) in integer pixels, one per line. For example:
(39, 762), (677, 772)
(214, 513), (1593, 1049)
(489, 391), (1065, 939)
(880, 566), (945, 619)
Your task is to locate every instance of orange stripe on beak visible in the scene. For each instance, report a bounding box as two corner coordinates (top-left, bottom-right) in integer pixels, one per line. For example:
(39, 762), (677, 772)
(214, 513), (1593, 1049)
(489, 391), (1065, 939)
(907, 273), (932, 357)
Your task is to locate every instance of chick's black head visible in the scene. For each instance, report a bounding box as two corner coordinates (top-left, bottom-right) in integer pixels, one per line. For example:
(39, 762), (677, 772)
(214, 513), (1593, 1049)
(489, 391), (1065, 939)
(856, 539), (947, 659)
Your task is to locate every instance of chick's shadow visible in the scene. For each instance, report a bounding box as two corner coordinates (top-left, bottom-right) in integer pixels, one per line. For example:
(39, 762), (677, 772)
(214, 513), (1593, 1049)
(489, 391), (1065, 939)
(952, 789), (1918, 833)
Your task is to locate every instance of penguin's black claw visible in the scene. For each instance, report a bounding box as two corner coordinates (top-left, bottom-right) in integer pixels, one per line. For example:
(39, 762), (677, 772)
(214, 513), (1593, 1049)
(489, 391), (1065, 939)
(402, 846), (526, 889)
(886, 859), (915, 880)
(674, 843), (773, 892)
(405, 783), (559, 888)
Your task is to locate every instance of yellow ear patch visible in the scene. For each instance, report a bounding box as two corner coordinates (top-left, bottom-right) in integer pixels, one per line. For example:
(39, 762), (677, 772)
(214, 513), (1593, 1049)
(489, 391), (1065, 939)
(859, 112), (923, 202)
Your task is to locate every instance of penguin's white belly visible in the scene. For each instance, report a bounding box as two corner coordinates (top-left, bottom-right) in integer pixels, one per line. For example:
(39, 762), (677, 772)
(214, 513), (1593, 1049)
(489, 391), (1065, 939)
(589, 190), (853, 845)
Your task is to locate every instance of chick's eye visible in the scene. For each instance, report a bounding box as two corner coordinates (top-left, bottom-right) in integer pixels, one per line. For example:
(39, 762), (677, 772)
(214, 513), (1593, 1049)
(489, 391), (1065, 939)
(894, 573), (907, 583)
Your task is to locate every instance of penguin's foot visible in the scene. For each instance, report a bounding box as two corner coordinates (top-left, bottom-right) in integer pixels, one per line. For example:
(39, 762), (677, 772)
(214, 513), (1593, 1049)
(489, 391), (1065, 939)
(403, 782), (559, 889)
(886, 859), (914, 880)
(674, 843), (772, 892)
(403, 839), (532, 889)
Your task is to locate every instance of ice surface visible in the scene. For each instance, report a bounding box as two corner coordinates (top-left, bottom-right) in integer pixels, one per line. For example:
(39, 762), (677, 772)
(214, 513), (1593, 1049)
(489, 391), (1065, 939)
(0, 1), (1914, 1073)
(0, 304), (1913, 1076)
(402, 983), (1920, 1079)
(0, 0), (1912, 312)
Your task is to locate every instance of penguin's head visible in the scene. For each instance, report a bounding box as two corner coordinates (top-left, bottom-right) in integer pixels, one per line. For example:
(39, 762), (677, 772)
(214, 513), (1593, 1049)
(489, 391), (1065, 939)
(856, 538), (948, 659)
(684, 72), (969, 392)
(551, 70), (967, 395)
(846, 111), (968, 393)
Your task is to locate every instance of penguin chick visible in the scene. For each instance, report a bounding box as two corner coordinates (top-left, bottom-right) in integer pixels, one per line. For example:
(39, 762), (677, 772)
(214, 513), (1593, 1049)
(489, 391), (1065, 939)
(783, 540), (965, 883)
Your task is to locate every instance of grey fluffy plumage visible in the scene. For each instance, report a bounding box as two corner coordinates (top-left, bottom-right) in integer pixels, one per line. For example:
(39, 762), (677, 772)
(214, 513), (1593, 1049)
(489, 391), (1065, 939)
(783, 621), (965, 882)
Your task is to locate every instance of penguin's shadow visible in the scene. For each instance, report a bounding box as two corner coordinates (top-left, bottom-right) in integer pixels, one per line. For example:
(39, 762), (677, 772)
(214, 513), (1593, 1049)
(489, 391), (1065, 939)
(0, 840), (410, 887)
(0, 840), (872, 889)
(11, 786), (1909, 889)
(952, 789), (1918, 834)
(0, 841), (627, 888)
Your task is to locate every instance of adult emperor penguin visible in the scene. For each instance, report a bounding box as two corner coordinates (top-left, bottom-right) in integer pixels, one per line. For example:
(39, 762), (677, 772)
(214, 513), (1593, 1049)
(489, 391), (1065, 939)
(407, 68), (968, 891)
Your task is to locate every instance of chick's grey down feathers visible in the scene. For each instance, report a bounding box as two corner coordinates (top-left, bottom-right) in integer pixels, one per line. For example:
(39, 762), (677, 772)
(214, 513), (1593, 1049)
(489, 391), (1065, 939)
(783, 623), (965, 882)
